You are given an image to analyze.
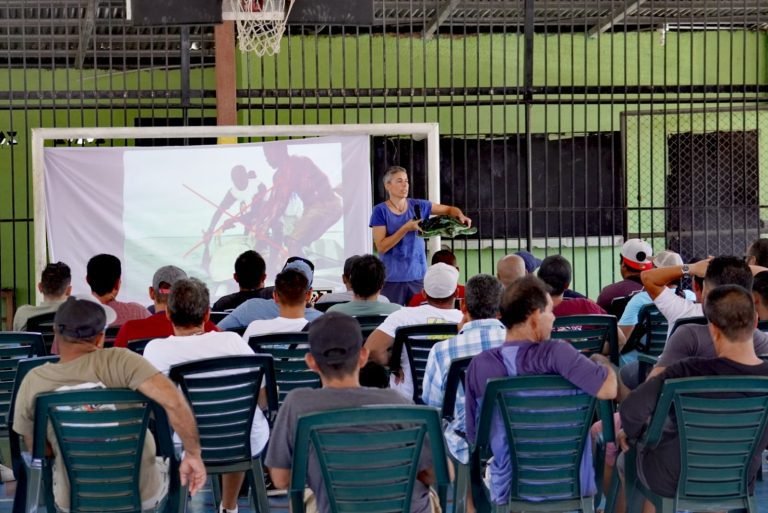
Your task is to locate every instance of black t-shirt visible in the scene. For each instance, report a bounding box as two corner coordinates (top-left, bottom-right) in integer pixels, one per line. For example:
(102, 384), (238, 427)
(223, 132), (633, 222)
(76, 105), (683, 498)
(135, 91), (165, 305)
(212, 287), (273, 311)
(621, 357), (768, 497)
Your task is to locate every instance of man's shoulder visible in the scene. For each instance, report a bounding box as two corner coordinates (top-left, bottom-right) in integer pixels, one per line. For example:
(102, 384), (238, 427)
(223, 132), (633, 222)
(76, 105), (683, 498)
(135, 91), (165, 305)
(282, 387), (411, 415)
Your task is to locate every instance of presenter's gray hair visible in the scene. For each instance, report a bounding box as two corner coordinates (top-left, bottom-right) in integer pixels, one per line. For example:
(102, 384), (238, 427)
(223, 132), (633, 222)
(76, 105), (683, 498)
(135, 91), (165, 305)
(168, 277), (210, 328)
(382, 166), (408, 187)
(465, 274), (503, 320)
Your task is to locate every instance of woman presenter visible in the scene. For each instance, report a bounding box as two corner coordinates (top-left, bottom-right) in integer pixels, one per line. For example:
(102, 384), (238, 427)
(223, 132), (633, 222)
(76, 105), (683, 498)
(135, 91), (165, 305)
(369, 166), (472, 305)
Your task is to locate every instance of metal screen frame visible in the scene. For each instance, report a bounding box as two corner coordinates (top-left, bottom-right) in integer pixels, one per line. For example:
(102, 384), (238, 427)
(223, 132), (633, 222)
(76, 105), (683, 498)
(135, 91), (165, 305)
(31, 122), (441, 304)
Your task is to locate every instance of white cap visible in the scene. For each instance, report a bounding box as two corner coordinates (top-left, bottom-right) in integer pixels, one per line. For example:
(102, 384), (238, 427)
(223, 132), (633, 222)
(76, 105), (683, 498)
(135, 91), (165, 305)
(653, 250), (683, 269)
(621, 239), (653, 271)
(423, 262), (459, 299)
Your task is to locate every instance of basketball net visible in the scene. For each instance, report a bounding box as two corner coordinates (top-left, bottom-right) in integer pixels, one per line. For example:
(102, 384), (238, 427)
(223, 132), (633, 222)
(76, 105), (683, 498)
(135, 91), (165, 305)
(229, 0), (295, 56)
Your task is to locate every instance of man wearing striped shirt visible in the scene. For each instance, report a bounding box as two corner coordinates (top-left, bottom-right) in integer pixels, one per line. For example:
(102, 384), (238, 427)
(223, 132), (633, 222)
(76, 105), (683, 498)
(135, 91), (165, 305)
(421, 273), (506, 464)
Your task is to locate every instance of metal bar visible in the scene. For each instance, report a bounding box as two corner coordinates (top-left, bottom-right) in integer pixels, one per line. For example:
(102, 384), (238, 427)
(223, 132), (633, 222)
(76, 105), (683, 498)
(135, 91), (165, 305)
(588, 0), (649, 37)
(421, 0), (461, 39)
(523, 0), (535, 251)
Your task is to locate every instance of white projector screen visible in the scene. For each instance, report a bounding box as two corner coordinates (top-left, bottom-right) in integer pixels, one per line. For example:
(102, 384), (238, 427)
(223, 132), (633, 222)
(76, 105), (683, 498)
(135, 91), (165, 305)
(43, 136), (372, 305)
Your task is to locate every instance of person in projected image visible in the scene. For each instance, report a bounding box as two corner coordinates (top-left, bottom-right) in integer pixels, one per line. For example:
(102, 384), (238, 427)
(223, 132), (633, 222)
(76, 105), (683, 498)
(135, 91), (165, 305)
(201, 164), (268, 272)
(257, 143), (343, 261)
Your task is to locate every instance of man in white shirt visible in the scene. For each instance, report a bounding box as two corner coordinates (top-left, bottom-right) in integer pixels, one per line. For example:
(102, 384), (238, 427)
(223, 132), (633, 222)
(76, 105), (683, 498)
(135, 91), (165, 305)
(242, 262), (315, 341)
(143, 278), (267, 513)
(366, 262), (463, 399)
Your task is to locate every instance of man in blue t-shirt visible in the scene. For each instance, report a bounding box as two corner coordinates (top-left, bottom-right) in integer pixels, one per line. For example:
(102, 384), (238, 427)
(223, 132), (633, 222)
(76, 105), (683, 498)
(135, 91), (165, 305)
(465, 275), (617, 505)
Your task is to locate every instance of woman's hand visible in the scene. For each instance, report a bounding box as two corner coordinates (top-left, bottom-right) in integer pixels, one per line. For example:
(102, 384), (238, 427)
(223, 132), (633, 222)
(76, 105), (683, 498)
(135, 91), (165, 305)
(403, 219), (422, 233)
(457, 213), (472, 227)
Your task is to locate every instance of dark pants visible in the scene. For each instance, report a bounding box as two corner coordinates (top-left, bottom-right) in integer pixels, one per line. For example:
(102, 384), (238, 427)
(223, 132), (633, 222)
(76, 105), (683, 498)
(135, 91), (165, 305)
(382, 280), (424, 306)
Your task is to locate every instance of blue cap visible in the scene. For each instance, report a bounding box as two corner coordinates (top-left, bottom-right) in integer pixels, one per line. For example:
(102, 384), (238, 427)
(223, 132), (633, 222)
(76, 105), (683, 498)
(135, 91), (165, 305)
(283, 260), (314, 287)
(515, 251), (542, 274)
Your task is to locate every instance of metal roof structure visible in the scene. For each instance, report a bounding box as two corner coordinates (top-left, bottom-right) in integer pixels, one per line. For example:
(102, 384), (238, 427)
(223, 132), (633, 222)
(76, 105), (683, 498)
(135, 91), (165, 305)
(2, 0), (767, 68)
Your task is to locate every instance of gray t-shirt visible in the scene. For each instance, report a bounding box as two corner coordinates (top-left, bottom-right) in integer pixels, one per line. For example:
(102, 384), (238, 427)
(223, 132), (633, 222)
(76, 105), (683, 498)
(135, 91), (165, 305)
(264, 387), (433, 513)
(657, 324), (768, 368)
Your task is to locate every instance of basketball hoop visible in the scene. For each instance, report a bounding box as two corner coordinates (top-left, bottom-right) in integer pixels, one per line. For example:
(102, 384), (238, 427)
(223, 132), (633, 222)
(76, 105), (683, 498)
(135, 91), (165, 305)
(223, 0), (295, 56)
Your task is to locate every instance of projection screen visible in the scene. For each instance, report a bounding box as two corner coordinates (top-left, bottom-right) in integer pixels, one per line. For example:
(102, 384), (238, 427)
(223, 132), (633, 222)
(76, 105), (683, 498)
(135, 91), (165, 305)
(32, 124), (441, 305)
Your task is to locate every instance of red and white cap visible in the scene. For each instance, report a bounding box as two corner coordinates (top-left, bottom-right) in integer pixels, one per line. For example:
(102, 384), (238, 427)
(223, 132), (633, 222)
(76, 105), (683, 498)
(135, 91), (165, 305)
(621, 239), (653, 271)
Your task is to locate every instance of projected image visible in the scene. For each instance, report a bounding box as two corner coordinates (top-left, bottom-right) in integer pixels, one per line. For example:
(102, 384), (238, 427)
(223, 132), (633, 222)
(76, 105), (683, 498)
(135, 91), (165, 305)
(122, 140), (350, 301)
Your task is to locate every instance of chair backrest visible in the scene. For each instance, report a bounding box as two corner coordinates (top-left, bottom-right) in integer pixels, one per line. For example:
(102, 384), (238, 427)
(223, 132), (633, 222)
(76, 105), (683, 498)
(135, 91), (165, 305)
(608, 295), (632, 318)
(472, 375), (597, 511)
(209, 311), (229, 324)
(226, 326), (247, 336)
(391, 323), (459, 403)
(0, 333), (47, 433)
(126, 337), (154, 356)
(635, 303), (669, 356)
(441, 356), (473, 422)
(642, 376), (768, 506)
(551, 315), (619, 365)
(289, 406), (450, 513)
(757, 320), (768, 334)
(31, 388), (155, 513)
(169, 355), (278, 467)
(248, 332), (319, 406)
(25, 312), (56, 353)
(669, 315), (708, 337)
(354, 314), (388, 339)
(313, 301), (345, 313)
(103, 326), (120, 348)
(8, 356), (59, 466)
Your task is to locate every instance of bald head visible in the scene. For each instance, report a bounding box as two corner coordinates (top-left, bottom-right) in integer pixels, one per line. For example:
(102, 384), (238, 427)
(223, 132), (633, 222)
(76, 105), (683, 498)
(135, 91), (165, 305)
(496, 254), (526, 287)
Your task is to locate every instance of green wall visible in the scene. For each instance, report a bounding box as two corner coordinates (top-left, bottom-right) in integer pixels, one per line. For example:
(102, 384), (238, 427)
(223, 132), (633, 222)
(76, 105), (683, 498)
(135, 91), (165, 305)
(1, 31), (767, 306)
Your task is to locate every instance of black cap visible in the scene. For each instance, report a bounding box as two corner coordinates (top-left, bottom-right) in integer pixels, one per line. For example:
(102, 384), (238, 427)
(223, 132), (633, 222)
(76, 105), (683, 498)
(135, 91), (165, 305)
(308, 312), (363, 365)
(54, 296), (116, 339)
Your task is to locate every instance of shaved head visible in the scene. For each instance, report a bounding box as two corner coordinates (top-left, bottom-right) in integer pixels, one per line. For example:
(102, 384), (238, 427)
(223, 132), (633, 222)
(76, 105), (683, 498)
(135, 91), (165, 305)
(496, 254), (526, 287)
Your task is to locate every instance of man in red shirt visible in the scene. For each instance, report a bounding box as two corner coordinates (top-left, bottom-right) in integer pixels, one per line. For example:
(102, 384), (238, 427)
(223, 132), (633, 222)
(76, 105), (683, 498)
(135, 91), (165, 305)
(538, 255), (626, 350)
(114, 265), (219, 348)
(407, 250), (466, 307)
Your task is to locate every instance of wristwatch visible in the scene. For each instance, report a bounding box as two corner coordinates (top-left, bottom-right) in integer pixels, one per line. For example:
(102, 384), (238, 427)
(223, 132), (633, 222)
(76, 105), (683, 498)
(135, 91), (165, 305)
(681, 264), (690, 277)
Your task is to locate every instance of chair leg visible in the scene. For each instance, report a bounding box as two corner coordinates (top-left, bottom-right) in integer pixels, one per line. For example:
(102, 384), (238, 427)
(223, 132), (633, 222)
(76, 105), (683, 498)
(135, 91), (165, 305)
(452, 461), (468, 513)
(248, 458), (270, 513)
(211, 474), (222, 511)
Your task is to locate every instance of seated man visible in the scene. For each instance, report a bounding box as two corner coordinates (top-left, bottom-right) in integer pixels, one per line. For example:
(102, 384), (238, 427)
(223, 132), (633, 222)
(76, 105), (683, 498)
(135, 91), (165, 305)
(242, 266), (314, 340)
(366, 262), (463, 399)
(422, 274), (506, 464)
(316, 255), (392, 306)
(752, 271), (768, 321)
(13, 296), (206, 511)
(465, 276), (617, 505)
(13, 261), (71, 331)
(597, 239), (653, 311)
(143, 278), (265, 513)
(408, 250), (466, 307)
(495, 254), (526, 288)
(86, 253), (150, 325)
(115, 265), (218, 347)
(212, 250), (272, 311)
(218, 257), (322, 330)
(617, 250), (696, 339)
(327, 254), (401, 316)
(265, 312), (439, 513)
(619, 284), (768, 504)
(538, 255), (606, 317)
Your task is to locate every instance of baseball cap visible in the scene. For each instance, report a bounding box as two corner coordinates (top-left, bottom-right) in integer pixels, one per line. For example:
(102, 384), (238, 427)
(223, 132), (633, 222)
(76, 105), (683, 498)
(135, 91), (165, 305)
(621, 239), (653, 271)
(515, 250), (543, 273)
(282, 259), (314, 287)
(54, 295), (117, 339)
(152, 265), (187, 294)
(423, 262), (459, 299)
(308, 312), (363, 365)
(653, 250), (683, 269)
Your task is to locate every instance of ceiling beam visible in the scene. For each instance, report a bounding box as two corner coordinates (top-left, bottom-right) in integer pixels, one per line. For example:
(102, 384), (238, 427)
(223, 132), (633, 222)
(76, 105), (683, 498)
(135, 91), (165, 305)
(77, 0), (97, 68)
(587, 0), (649, 37)
(422, 0), (462, 38)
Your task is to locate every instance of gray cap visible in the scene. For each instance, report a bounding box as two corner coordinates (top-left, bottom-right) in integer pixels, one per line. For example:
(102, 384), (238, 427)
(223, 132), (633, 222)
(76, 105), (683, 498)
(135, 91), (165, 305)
(308, 312), (363, 365)
(152, 265), (187, 294)
(54, 295), (117, 339)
